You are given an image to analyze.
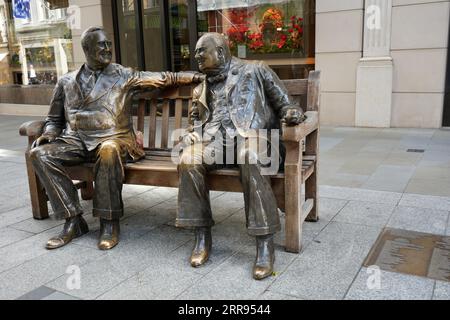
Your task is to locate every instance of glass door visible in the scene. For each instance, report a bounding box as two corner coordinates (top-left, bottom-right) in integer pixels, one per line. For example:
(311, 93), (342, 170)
(142, 0), (165, 71)
(115, 0), (139, 69)
(113, 0), (198, 72)
(168, 0), (190, 71)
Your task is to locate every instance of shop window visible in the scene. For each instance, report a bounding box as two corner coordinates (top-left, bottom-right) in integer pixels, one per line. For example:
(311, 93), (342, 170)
(0, 0), (74, 86)
(197, 0), (315, 79)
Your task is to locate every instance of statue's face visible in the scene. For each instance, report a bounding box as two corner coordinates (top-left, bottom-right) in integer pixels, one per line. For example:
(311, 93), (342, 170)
(84, 30), (113, 70)
(195, 37), (223, 74)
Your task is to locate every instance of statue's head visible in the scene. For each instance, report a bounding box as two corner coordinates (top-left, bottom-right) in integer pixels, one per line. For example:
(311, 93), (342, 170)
(195, 33), (231, 75)
(81, 27), (113, 70)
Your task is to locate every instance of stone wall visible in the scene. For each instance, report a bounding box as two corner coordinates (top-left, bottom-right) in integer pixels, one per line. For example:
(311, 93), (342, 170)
(316, 0), (450, 128)
(0, 85), (53, 105)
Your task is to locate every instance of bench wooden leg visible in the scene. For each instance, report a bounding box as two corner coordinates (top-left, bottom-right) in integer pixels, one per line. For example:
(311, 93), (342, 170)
(305, 168), (319, 222)
(80, 181), (94, 200)
(305, 129), (319, 222)
(25, 153), (49, 220)
(284, 142), (303, 253)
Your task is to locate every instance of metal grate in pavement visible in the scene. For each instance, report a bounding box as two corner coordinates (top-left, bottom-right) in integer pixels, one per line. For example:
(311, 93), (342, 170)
(406, 149), (425, 153)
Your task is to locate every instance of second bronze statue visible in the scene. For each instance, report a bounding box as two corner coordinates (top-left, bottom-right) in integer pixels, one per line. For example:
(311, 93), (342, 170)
(176, 33), (305, 280)
(30, 26), (203, 251)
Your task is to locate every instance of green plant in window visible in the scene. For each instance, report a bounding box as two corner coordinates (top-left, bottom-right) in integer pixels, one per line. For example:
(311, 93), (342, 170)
(10, 52), (21, 67)
(26, 46), (56, 67)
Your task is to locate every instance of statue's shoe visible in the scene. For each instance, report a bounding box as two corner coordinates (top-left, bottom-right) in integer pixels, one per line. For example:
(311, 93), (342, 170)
(46, 216), (89, 250)
(190, 227), (212, 267)
(98, 219), (120, 251)
(252, 235), (275, 280)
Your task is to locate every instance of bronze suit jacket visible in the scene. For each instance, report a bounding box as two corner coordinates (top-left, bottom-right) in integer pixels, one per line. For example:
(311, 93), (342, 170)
(192, 57), (300, 138)
(44, 63), (196, 160)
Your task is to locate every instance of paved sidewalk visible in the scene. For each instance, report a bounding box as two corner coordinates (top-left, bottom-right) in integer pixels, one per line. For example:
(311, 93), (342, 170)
(0, 115), (449, 300)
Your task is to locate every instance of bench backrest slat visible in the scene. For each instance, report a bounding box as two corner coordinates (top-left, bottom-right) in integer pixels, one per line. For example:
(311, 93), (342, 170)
(148, 100), (158, 149)
(137, 100), (146, 133)
(161, 100), (170, 149)
(135, 72), (319, 150)
(175, 99), (183, 130)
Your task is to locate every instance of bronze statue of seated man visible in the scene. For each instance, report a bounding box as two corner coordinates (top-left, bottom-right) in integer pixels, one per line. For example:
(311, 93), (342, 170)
(30, 26), (203, 251)
(176, 33), (305, 280)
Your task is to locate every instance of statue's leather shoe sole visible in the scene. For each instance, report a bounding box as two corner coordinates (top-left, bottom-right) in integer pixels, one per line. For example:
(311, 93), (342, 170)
(46, 216), (89, 250)
(98, 219), (120, 251)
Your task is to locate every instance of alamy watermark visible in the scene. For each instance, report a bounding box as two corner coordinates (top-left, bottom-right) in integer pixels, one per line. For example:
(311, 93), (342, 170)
(366, 5), (382, 30)
(66, 265), (81, 290)
(366, 265), (382, 290)
(171, 123), (281, 176)
(66, 5), (81, 30)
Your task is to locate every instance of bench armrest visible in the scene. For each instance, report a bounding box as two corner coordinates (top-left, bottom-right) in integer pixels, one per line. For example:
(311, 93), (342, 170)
(19, 121), (45, 138)
(282, 111), (319, 142)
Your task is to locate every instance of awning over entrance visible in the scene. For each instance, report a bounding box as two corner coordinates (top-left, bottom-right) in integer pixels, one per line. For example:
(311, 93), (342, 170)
(197, 0), (288, 12)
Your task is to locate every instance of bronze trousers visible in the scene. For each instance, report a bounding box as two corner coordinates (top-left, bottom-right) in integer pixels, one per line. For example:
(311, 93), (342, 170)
(30, 139), (127, 220)
(176, 141), (281, 236)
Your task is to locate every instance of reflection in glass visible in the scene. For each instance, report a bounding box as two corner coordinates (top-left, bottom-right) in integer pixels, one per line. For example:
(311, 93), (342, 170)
(0, 0), (74, 85)
(169, 0), (190, 71)
(197, 0), (315, 79)
(117, 0), (139, 69)
(142, 0), (164, 71)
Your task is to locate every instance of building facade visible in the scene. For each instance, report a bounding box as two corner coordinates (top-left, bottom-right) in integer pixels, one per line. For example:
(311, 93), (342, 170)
(0, 0), (449, 128)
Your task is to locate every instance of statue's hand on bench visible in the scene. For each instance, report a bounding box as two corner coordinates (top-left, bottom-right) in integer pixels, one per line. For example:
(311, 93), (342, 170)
(282, 108), (306, 126)
(32, 134), (57, 149)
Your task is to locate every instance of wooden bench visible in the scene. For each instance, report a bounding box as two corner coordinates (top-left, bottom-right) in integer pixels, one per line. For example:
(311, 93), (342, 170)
(19, 71), (320, 253)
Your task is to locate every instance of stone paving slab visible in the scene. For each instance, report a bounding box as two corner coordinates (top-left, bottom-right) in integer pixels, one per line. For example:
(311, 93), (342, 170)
(320, 185), (403, 206)
(333, 201), (396, 228)
(0, 225), (65, 273)
(0, 244), (101, 299)
(447, 218), (450, 237)
(318, 198), (348, 221)
(1, 117), (450, 300)
(43, 291), (81, 300)
(405, 178), (450, 198)
(0, 227), (34, 248)
(345, 268), (435, 300)
(10, 216), (65, 234)
(268, 222), (382, 300)
(399, 194), (450, 212)
(176, 244), (298, 300)
(0, 194), (32, 214)
(46, 255), (130, 300)
(17, 286), (56, 300)
(381, 151), (423, 167)
(0, 207), (35, 229)
(168, 219), (253, 277)
(97, 257), (202, 300)
(433, 281), (450, 300)
(387, 206), (449, 236)
(258, 290), (303, 300)
(46, 225), (195, 299)
(361, 165), (416, 193)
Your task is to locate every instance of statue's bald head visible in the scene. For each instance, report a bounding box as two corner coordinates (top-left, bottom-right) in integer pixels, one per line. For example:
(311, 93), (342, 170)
(195, 33), (232, 74)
